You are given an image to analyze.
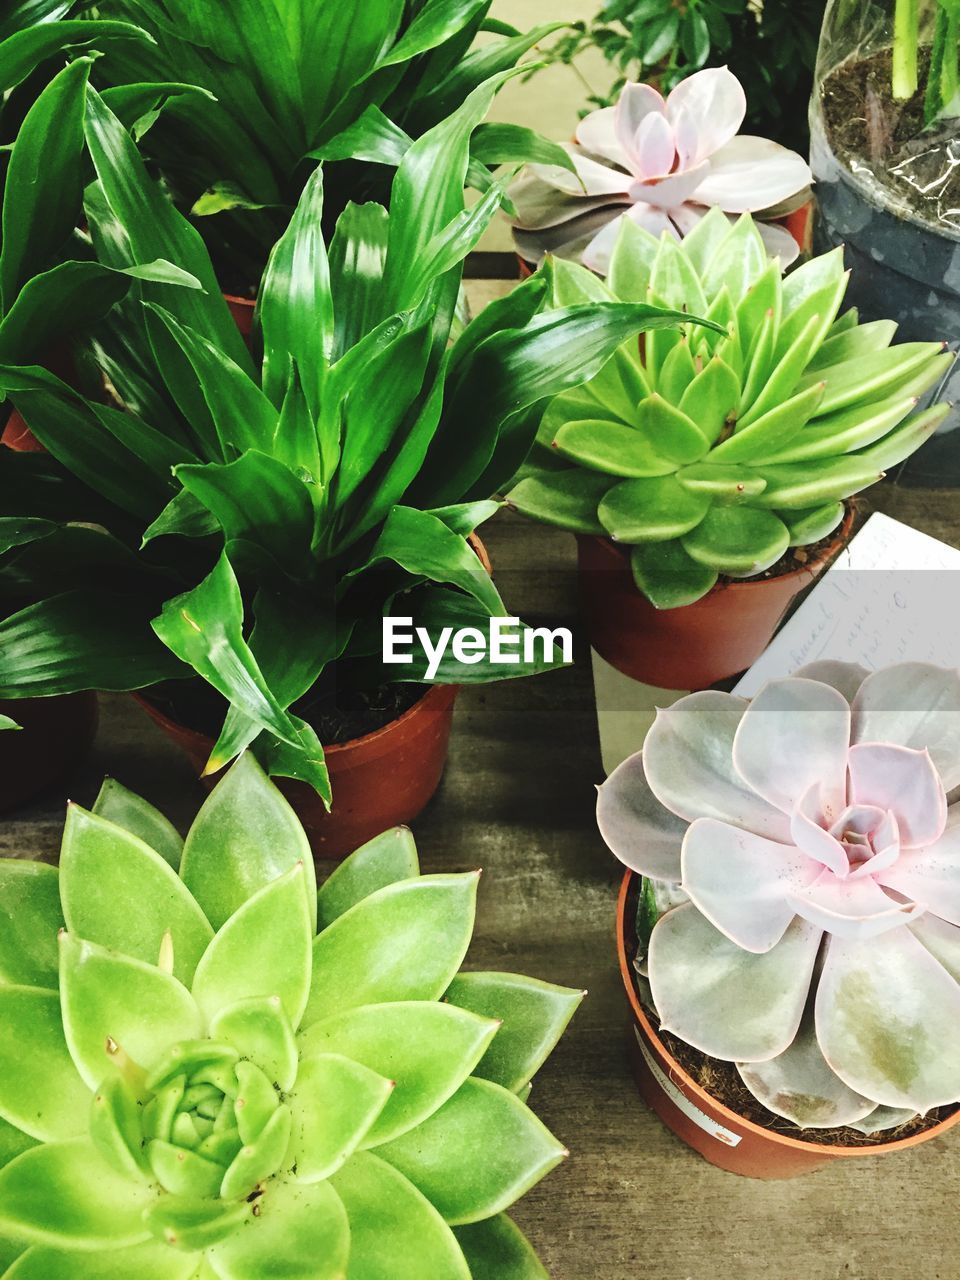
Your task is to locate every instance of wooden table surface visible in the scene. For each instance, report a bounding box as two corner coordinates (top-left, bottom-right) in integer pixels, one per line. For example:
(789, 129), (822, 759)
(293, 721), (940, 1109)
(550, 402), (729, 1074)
(4, 482), (958, 1280)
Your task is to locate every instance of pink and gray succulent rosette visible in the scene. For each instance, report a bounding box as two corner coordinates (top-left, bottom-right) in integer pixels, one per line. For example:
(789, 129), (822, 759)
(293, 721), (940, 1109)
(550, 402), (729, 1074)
(598, 661), (960, 1134)
(510, 68), (812, 274)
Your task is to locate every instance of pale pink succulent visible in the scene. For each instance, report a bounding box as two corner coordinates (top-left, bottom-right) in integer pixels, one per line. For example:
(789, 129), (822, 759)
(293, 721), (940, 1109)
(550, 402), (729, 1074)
(510, 68), (812, 274)
(598, 661), (960, 1131)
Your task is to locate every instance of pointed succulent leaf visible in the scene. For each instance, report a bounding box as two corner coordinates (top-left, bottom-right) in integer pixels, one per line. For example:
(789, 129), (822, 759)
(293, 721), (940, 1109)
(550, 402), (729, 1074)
(233, 1062), (280, 1145)
(678, 205), (733, 277)
(331, 1151), (471, 1280)
(287, 1053), (394, 1184)
(599, 475), (710, 542)
(773, 271), (849, 363)
(702, 214), (767, 303)
(738, 313), (823, 430)
(803, 342), (948, 416)
(148, 1139), (224, 1198)
(763, 391), (921, 464)
(855, 404), (948, 471)
(0, 1117), (36, 1172)
(649, 236), (708, 314)
(180, 754), (315, 931)
(302, 875), (479, 1027)
(607, 217), (660, 302)
(92, 780), (184, 871)
(191, 864), (313, 1030)
(677, 355), (740, 445)
(681, 507), (790, 575)
(783, 503), (845, 545)
(0, 988), (89, 1142)
(59, 933), (202, 1090)
(736, 261), (782, 355)
(208, 1176), (348, 1279)
(209, 998), (298, 1094)
(0, 1138), (154, 1249)
(633, 395), (709, 464)
(713, 381), (825, 463)
(60, 806), (213, 987)
(316, 827), (420, 929)
(219, 1104), (292, 1199)
(0, 861), (61, 988)
(145, 1195), (251, 1252)
(89, 1074), (150, 1181)
(300, 1002), (499, 1147)
(444, 973), (584, 1092)
(455, 1214), (549, 1279)
(751, 457), (884, 509)
(675, 463), (767, 500)
(631, 541), (719, 609)
(552, 419), (674, 477)
(808, 318), (899, 370)
(376, 1078), (566, 1225)
(507, 469), (607, 535)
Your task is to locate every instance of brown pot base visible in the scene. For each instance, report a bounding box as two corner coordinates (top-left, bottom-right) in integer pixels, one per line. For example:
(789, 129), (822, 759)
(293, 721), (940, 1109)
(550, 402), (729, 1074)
(135, 683), (459, 861)
(578, 508), (855, 691)
(0, 693), (99, 813)
(617, 872), (960, 1178)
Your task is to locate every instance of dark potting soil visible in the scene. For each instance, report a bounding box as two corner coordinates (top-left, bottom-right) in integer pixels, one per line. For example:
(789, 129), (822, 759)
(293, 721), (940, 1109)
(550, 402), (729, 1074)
(820, 49), (960, 227)
(624, 879), (956, 1148)
(144, 678), (429, 747)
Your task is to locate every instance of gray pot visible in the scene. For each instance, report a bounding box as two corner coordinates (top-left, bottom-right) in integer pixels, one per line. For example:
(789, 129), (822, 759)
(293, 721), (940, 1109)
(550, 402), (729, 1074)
(809, 101), (960, 487)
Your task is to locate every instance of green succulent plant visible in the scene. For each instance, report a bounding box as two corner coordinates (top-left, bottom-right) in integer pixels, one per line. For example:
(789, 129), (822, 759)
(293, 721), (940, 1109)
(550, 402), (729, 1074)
(508, 210), (953, 608)
(0, 754), (581, 1278)
(80, 0), (573, 283)
(0, 76), (693, 801)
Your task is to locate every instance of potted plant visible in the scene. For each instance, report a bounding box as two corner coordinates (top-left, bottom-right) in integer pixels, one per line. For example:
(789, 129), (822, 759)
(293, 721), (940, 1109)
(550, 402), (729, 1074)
(0, 752), (582, 1274)
(83, 0), (574, 308)
(0, 82), (696, 855)
(508, 209), (953, 691)
(0, 17), (198, 807)
(811, 0), (960, 485)
(598, 660), (960, 1179)
(508, 68), (814, 272)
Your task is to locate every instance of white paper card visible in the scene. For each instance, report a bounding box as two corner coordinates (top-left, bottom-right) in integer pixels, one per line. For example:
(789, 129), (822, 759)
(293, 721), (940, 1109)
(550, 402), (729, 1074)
(734, 512), (960, 695)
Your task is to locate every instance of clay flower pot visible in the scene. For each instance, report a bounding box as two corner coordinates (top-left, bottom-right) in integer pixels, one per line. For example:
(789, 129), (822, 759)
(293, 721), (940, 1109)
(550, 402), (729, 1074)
(577, 506), (854, 690)
(0, 692), (99, 813)
(224, 293), (255, 338)
(135, 683), (459, 861)
(616, 871), (960, 1179)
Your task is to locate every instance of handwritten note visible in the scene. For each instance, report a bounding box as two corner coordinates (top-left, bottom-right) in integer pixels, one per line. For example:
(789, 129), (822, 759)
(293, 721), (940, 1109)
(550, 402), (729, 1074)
(735, 513), (960, 695)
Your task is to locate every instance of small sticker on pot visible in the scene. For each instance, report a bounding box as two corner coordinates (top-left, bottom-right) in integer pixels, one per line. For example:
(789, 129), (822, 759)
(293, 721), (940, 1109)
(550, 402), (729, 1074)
(635, 1029), (743, 1148)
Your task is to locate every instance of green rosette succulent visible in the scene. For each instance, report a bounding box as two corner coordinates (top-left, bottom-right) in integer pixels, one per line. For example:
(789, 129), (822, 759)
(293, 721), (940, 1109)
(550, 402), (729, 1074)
(0, 756), (581, 1278)
(508, 209), (954, 608)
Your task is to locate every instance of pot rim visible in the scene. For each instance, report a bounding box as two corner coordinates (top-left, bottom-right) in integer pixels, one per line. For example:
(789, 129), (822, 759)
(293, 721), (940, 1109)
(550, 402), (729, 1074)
(584, 503), (856, 602)
(616, 869), (960, 1156)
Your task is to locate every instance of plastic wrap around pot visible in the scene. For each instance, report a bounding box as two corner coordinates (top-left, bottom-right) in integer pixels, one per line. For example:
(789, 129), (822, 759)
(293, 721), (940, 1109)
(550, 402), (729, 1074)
(811, 0), (960, 485)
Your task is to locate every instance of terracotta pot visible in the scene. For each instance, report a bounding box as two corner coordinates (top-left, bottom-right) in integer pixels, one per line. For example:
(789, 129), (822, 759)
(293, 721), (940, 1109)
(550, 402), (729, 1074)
(578, 507), (854, 691)
(0, 692), (99, 813)
(0, 347), (78, 454)
(616, 872), (960, 1179)
(135, 683), (459, 861)
(224, 294), (255, 338)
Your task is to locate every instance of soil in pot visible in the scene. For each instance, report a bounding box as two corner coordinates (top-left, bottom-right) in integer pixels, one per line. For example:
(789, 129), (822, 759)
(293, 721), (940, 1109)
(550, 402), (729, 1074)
(617, 874), (960, 1177)
(579, 505), (856, 691)
(814, 51), (960, 486)
(137, 675), (458, 862)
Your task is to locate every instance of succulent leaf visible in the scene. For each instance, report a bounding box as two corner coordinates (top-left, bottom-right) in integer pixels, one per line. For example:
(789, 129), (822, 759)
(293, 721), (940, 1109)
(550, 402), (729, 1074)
(206, 1179), (349, 1280)
(444, 973), (585, 1093)
(316, 827), (420, 929)
(455, 1214), (550, 1279)
(4, 1241), (201, 1278)
(376, 1078), (567, 1226)
(0, 862), (61, 988)
(302, 874), (479, 1027)
(0, 988), (88, 1143)
(331, 1151), (471, 1280)
(60, 807), (213, 987)
(512, 213), (952, 606)
(208, 999), (298, 1094)
(179, 753), (315, 932)
(92, 780), (185, 872)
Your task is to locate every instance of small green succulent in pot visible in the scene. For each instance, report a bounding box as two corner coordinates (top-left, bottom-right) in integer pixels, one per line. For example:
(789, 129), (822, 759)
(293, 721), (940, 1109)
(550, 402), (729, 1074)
(0, 754), (582, 1278)
(508, 209), (954, 609)
(0, 76), (699, 804)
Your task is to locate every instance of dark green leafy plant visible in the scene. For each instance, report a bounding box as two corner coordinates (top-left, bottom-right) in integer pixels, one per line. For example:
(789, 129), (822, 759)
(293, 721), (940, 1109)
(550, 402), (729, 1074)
(80, 0), (572, 283)
(0, 753), (582, 1277)
(535, 0), (827, 152)
(0, 77), (696, 801)
(508, 210), (951, 608)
